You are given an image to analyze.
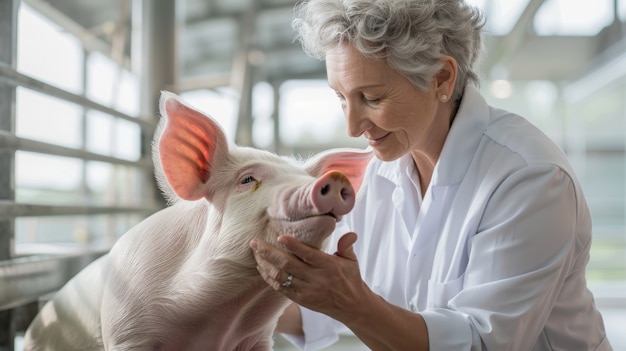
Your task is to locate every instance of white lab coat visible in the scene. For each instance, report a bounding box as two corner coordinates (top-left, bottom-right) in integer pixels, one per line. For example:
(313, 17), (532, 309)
(283, 85), (612, 350)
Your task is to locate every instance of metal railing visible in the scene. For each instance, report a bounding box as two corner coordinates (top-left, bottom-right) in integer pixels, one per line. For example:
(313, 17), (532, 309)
(0, 0), (177, 348)
(0, 62), (156, 132)
(0, 61), (160, 296)
(0, 251), (108, 311)
(0, 58), (160, 295)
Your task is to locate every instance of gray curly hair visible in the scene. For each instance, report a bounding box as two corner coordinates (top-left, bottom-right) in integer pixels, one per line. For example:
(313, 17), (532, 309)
(293, 0), (485, 104)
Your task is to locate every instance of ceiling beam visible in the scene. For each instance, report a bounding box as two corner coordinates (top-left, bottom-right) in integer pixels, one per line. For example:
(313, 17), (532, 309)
(185, 3), (296, 25)
(174, 73), (232, 92)
(483, 0), (546, 79)
(23, 0), (132, 70)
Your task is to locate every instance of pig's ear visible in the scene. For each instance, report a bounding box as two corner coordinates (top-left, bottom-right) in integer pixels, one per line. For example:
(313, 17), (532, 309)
(157, 92), (228, 201)
(306, 148), (373, 193)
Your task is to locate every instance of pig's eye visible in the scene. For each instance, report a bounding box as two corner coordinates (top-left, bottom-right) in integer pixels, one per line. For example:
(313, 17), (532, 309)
(241, 175), (256, 184)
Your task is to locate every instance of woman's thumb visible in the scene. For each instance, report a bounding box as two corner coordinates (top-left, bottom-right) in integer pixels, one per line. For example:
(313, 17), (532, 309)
(335, 232), (358, 260)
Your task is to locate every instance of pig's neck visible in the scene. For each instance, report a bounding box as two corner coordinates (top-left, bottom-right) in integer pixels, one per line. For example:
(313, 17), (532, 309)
(159, 274), (289, 351)
(174, 254), (270, 301)
(212, 278), (289, 349)
(172, 203), (281, 306)
(171, 210), (289, 330)
(169, 257), (288, 341)
(192, 203), (266, 278)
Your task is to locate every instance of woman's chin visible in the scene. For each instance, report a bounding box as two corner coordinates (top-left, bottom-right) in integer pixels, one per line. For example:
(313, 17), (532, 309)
(371, 146), (405, 162)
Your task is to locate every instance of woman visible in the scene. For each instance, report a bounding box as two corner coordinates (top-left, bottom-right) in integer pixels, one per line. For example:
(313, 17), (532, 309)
(249, 0), (612, 349)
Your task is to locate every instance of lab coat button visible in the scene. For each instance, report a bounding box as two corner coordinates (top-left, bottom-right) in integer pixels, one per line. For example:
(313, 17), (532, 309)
(409, 303), (417, 312)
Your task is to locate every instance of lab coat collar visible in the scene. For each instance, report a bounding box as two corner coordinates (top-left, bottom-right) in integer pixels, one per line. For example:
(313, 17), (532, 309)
(377, 153), (415, 185)
(431, 84), (489, 186)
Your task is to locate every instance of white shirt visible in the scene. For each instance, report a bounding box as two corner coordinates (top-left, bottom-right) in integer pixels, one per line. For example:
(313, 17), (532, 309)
(283, 85), (612, 351)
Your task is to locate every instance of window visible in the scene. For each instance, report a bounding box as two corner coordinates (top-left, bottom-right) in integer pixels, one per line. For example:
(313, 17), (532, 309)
(534, 0), (614, 36)
(11, 4), (156, 253)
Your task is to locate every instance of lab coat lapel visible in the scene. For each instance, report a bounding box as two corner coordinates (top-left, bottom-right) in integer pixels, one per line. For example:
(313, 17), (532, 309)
(425, 85), (490, 287)
(411, 185), (449, 248)
(406, 84), (491, 307)
(406, 184), (455, 308)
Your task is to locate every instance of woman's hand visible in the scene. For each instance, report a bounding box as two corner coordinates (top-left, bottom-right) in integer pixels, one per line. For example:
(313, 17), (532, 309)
(249, 232), (369, 323)
(251, 232), (430, 350)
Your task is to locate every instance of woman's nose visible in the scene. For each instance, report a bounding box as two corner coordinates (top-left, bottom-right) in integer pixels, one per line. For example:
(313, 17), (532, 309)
(344, 102), (372, 138)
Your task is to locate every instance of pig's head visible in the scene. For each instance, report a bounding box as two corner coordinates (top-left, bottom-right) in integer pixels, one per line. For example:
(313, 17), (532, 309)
(154, 92), (372, 263)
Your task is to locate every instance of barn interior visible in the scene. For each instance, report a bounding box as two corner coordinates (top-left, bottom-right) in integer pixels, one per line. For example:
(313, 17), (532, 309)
(1, 0), (626, 349)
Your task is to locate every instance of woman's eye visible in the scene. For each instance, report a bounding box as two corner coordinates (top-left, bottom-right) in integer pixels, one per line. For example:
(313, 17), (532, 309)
(363, 95), (380, 104)
(241, 175), (256, 184)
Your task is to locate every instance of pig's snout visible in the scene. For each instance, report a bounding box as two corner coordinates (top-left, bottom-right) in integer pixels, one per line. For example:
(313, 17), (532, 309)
(311, 171), (355, 218)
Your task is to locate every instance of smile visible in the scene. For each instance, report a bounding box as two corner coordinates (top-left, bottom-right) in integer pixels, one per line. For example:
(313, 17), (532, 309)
(366, 132), (390, 146)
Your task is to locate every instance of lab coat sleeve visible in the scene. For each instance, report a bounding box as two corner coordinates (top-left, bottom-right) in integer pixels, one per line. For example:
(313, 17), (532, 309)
(422, 164), (583, 350)
(280, 306), (342, 350)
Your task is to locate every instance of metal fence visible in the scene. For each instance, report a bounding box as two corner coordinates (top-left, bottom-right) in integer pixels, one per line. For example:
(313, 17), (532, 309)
(0, 0), (176, 349)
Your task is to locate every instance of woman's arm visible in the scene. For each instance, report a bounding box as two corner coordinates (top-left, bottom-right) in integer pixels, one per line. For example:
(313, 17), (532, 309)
(345, 293), (430, 350)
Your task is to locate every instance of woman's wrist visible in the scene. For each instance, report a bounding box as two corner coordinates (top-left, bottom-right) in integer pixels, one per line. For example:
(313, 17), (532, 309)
(337, 288), (430, 351)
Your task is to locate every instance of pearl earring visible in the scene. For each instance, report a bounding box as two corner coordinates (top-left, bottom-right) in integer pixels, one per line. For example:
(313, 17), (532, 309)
(440, 94), (448, 102)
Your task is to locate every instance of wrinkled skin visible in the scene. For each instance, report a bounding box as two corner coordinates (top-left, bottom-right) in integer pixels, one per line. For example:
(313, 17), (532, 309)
(23, 92), (372, 351)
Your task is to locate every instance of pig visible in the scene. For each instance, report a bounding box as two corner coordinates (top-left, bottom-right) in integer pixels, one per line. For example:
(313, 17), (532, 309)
(23, 91), (372, 351)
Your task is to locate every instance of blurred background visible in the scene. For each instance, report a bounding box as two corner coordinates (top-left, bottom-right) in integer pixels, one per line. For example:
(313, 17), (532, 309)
(0, 0), (625, 349)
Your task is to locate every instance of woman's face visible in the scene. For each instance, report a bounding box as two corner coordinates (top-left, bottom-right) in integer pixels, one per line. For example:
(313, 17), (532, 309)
(326, 43), (451, 162)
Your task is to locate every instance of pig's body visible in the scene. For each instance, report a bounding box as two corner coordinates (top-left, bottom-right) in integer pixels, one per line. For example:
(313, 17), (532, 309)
(24, 93), (372, 351)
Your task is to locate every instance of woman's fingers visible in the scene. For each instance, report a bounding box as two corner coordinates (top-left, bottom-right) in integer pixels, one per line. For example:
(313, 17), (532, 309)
(277, 235), (328, 266)
(250, 239), (305, 290)
(335, 232), (358, 259)
(249, 235), (368, 320)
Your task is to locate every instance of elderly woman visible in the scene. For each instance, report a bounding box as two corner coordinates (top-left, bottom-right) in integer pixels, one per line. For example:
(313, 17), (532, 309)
(249, 0), (612, 350)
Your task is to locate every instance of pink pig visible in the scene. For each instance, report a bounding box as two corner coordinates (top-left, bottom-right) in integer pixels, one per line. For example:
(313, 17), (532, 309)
(23, 92), (372, 350)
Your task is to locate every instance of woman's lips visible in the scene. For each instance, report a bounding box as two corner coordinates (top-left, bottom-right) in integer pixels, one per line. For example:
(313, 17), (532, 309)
(366, 132), (390, 147)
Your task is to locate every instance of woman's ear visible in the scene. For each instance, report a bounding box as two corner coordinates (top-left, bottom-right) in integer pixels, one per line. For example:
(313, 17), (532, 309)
(435, 56), (458, 102)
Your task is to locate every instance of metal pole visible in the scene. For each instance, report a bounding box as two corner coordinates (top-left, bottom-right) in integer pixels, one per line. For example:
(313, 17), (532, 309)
(0, 0), (18, 260)
(135, 0), (177, 120)
(133, 0), (177, 207)
(233, 6), (257, 147)
(0, 0), (19, 347)
(271, 80), (282, 154)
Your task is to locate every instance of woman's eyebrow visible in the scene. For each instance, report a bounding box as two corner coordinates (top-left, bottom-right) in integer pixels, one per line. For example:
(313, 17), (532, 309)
(328, 83), (386, 94)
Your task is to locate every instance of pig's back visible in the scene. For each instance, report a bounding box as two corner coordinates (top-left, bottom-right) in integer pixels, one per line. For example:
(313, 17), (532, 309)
(24, 255), (110, 351)
(24, 201), (209, 351)
(105, 200), (210, 284)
